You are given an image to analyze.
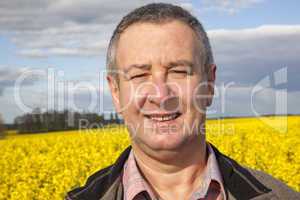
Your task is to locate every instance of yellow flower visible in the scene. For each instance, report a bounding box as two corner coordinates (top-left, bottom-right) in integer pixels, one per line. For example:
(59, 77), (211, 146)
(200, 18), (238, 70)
(0, 117), (299, 200)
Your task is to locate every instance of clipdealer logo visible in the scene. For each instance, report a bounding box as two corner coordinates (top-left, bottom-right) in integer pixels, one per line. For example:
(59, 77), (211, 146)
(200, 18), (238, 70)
(251, 67), (288, 133)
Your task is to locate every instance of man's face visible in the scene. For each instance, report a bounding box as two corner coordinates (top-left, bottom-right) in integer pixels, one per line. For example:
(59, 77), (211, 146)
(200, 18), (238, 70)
(108, 20), (215, 151)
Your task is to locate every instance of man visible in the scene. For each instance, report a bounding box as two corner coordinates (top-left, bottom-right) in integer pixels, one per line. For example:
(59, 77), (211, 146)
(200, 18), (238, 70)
(66, 3), (300, 200)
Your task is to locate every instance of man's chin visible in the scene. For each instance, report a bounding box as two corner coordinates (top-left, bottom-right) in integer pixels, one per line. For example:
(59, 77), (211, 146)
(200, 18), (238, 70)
(137, 134), (188, 152)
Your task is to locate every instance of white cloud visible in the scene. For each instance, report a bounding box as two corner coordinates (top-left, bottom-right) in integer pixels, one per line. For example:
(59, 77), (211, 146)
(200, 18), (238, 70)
(200, 0), (265, 14)
(1, 0), (300, 121)
(3, 1), (298, 62)
(0, 67), (41, 96)
(209, 25), (300, 64)
(207, 25), (300, 91)
(0, 0), (193, 57)
(11, 22), (113, 57)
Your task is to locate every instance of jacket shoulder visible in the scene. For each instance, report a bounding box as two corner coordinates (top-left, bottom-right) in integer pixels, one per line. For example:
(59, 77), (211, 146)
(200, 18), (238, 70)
(66, 164), (114, 200)
(209, 143), (300, 200)
(247, 168), (300, 199)
(65, 146), (132, 200)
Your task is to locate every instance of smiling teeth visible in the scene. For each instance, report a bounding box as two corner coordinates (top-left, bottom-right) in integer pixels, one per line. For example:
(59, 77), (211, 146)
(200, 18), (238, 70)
(150, 114), (178, 122)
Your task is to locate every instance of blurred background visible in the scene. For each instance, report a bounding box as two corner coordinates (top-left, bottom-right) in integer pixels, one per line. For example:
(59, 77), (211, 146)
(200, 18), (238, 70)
(0, 0), (299, 128)
(0, 1), (299, 199)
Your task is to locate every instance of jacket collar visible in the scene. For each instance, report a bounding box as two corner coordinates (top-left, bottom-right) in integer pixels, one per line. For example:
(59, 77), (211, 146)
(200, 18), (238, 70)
(108, 144), (271, 199)
(109, 144), (272, 200)
(66, 146), (131, 200)
(209, 143), (272, 199)
(67, 144), (272, 200)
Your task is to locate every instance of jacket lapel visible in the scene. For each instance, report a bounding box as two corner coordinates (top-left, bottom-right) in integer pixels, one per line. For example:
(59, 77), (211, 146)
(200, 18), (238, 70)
(102, 144), (273, 200)
(101, 146), (131, 200)
(210, 143), (272, 200)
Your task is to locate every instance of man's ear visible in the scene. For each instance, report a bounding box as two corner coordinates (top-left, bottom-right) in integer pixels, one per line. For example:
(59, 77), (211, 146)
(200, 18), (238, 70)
(206, 64), (216, 107)
(106, 75), (121, 114)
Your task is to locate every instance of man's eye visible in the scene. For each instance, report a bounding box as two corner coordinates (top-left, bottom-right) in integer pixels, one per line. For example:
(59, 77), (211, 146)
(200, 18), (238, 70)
(130, 73), (147, 80)
(171, 70), (188, 74)
(169, 70), (190, 75)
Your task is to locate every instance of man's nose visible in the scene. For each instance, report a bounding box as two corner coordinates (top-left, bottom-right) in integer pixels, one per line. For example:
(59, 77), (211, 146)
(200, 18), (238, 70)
(148, 78), (170, 106)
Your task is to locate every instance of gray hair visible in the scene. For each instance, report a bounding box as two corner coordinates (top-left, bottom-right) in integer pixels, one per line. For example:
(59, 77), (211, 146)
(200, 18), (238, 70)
(106, 3), (214, 80)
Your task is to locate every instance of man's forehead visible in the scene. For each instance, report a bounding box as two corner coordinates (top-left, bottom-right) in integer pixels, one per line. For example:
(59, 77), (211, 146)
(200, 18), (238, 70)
(116, 24), (198, 57)
(121, 59), (194, 73)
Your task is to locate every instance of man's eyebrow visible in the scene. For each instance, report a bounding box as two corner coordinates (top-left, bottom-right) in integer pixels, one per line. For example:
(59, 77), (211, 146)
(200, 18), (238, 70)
(123, 60), (193, 73)
(123, 64), (151, 73)
(166, 60), (194, 69)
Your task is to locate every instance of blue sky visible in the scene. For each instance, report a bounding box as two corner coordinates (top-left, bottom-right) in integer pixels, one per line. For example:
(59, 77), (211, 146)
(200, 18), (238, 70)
(0, 0), (299, 123)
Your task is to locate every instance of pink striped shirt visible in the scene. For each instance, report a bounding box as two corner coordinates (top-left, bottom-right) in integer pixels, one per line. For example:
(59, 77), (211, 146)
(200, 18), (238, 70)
(122, 143), (226, 200)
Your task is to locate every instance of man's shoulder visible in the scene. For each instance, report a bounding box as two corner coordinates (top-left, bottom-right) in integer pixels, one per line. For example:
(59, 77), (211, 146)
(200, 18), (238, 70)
(210, 143), (300, 199)
(246, 167), (300, 199)
(65, 146), (132, 200)
(65, 164), (115, 200)
(65, 145), (300, 200)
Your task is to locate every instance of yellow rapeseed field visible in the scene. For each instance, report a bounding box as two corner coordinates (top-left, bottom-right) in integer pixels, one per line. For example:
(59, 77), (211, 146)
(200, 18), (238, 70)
(0, 116), (299, 199)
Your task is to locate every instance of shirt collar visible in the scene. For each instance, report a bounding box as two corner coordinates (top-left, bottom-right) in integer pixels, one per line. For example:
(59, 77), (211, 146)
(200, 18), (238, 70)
(190, 143), (226, 199)
(122, 142), (226, 200)
(122, 148), (156, 200)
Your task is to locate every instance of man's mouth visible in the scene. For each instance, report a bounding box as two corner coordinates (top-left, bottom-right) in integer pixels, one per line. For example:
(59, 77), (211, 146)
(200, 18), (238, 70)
(144, 112), (181, 122)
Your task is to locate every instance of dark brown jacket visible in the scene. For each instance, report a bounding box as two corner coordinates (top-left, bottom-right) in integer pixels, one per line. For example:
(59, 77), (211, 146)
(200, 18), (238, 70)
(66, 144), (300, 200)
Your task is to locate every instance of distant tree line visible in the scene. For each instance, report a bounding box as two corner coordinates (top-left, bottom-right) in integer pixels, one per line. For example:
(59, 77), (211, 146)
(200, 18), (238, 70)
(0, 114), (5, 138)
(13, 108), (122, 134)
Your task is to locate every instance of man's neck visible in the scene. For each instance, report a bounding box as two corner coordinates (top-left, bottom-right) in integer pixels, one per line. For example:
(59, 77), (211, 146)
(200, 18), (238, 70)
(131, 136), (208, 200)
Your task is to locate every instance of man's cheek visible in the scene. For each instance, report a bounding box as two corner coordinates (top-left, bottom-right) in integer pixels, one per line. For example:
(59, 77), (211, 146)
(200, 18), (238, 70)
(119, 87), (135, 111)
(182, 90), (194, 111)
